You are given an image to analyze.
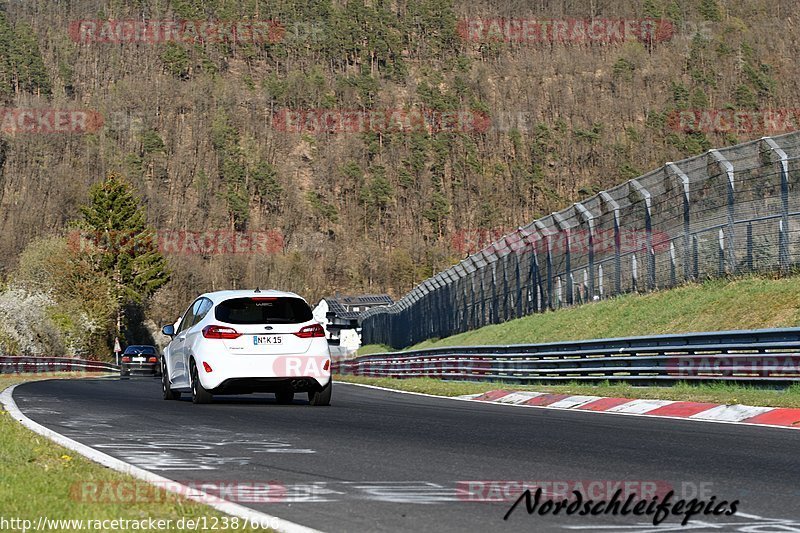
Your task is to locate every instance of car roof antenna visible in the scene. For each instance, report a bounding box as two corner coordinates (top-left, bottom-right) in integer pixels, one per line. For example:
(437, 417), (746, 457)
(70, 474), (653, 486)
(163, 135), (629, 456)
(254, 287), (261, 293)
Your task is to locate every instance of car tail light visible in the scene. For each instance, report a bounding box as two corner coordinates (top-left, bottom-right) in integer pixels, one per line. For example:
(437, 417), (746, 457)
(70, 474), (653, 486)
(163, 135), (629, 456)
(323, 359), (330, 371)
(148, 357), (158, 363)
(203, 361), (213, 373)
(252, 297), (277, 301)
(202, 325), (241, 339)
(294, 324), (325, 338)
(121, 356), (131, 363)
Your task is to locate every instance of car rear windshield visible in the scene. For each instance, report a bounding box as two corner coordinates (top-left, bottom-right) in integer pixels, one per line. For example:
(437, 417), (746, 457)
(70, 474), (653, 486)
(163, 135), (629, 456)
(215, 297), (313, 324)
(124, 346), (156, 355)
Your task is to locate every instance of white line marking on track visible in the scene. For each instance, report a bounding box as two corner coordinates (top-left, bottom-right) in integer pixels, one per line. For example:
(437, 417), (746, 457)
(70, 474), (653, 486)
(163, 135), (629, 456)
(1, 382), (324, 533)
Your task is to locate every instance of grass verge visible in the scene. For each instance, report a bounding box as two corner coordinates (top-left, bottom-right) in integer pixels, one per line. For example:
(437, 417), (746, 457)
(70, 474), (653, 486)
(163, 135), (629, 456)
(0, 374), (269, 532)
(359, 275), (800, 354)
(336, 375), (800, 408)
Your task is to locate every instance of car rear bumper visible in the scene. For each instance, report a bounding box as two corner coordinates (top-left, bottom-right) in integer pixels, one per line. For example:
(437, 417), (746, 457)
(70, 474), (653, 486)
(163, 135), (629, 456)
(194, 350), (331, 391)
(211, 377), (327, 395)
(121, 363), (160, 375)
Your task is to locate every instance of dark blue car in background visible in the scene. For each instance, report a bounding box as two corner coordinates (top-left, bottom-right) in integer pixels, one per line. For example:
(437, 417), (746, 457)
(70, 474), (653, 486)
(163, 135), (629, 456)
(120, 345), (161, 377)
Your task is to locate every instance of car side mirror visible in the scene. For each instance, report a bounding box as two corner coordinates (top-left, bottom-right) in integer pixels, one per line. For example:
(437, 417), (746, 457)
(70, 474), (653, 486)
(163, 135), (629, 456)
(161, 324), (175, 337)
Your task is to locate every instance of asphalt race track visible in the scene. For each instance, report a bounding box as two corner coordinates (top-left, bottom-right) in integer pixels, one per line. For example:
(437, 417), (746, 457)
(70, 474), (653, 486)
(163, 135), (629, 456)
(12, 378), (800, 532)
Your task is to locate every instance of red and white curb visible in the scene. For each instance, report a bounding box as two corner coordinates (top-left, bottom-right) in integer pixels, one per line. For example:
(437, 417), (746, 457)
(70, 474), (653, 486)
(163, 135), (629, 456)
(458, 390), (800, 430)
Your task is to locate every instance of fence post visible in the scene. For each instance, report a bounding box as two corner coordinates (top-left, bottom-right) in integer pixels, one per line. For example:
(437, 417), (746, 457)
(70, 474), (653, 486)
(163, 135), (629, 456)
(575, 201), (597, 299)
(598, 264), (604, 299)
(693, 235), (699, 279)
(469, 271), (476, 329)
(529, 247), (541, 313)
(454, 263), (468, 333)
(441, 273), (451, 336)
(746, 223), (754, 271)
(553, 212), (573, 305)
(556, 276), (563, 307)
(534, 220), (554, 310)
(439, 279), (447, 337)
(448, 270), (458, 334)
(718, 229), (725, 277)
(432, 279), (440, 339)
(501, 251), (510, 321)
(667, 162), (692, 281)
(669, 242), (676, 286)
(433, 285), (440, 338)
(762, 137), (791, 272)
(600, 192), (621, 296)
(630, 179), (655, 290)
(423, 282), (433, 339)
(410, 291), (419, 344)
(490, 262), (498, 324)
(709, 149), (736, 274)
(479, 276), (486, 327)
(436, 276), (446, 337)
(779, 220), (789, 271)
(518, 228), (537, 314)
(514, 251), (522, 318)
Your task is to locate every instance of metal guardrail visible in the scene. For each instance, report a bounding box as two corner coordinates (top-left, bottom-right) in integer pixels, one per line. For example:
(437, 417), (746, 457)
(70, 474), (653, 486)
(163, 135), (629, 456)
(0, 356), (119, 374)
(334, 328), (800, 384)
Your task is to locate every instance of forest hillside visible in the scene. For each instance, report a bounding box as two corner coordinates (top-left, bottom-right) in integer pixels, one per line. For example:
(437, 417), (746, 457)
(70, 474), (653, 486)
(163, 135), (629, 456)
(1, 0), (798, 333)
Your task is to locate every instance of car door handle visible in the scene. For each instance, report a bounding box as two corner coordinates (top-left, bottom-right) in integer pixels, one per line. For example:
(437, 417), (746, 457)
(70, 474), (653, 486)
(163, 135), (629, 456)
(178, 336), (185, 342)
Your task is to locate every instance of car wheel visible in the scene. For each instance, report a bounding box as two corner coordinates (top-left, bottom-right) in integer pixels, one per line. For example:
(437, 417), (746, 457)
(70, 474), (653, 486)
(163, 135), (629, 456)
(190, 360), (213, 404)
(275, 391), (294, 404)
(308, 380), (332, 406)
(161, 360), (181, 401)
(120, 366), (129, 377)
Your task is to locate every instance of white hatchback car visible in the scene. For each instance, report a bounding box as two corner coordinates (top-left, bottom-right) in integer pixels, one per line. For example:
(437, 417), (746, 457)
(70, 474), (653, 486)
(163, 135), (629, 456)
(160, 289), (332, 405)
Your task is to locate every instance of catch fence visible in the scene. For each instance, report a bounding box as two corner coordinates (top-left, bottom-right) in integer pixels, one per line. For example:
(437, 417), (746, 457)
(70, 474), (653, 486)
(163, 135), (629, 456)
(362, 133), (800, 348)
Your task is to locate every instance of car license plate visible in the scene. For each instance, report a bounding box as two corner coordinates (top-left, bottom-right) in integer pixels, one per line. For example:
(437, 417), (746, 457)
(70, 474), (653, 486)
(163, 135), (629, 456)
(253, 335), (282, 345)
(133, 357), (146, 363)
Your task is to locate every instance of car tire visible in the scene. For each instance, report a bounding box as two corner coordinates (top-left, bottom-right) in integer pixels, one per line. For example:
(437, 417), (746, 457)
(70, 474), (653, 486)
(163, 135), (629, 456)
(190, 360), (213, 404)
(161, 360), (181, 401)
(308, 380), (332, 406)
(275, 391), (294, 405)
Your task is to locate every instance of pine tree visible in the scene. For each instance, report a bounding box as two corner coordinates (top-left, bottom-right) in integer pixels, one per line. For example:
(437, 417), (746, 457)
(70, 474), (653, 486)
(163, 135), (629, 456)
(79, 173), (170, 339)
(0, 9), (16, 98)
(11, 22), (51, 95)
(0, 8), (51, 97)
